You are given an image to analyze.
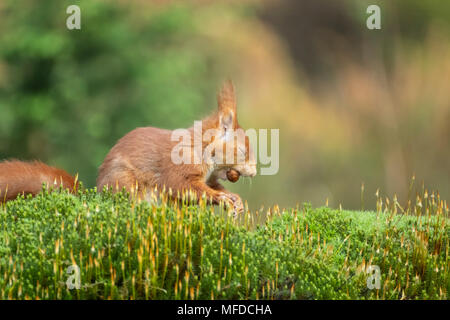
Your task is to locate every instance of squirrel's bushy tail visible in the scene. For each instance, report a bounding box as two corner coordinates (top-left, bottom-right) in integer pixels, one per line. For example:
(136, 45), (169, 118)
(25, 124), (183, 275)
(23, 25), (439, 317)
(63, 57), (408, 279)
(0, 160), (77, 202)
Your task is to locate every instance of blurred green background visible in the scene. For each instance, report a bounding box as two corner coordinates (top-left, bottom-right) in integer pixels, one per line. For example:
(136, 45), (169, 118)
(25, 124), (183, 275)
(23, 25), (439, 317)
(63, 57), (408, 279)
(0, 0), (449, 210)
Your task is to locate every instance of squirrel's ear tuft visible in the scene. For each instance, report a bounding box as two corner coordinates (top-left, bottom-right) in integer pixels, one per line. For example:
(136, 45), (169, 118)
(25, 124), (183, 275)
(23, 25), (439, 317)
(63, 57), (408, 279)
(217, 80), (237, 129)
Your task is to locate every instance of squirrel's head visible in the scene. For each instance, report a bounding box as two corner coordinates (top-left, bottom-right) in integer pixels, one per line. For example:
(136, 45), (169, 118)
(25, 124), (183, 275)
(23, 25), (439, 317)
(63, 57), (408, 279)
(203, 80), (257, 180)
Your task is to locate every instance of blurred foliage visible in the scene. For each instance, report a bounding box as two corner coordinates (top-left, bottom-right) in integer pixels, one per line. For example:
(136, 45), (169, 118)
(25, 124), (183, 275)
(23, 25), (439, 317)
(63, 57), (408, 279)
(0, 0), (448, 210)
(249, 0), (450, 209)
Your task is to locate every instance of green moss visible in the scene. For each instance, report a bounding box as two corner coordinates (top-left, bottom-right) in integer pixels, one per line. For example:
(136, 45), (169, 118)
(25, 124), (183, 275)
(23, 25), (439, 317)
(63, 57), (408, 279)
(0, 187), (448, 300)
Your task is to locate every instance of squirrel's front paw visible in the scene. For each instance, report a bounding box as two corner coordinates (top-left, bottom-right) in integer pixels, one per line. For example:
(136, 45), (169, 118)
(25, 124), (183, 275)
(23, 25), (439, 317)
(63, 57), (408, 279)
(218, 192), (244, 216)
(231, 194), (244, 216)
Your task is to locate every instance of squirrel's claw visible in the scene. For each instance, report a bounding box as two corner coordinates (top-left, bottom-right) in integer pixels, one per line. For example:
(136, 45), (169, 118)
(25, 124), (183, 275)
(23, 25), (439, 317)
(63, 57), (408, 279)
(218, 192), (244, 217)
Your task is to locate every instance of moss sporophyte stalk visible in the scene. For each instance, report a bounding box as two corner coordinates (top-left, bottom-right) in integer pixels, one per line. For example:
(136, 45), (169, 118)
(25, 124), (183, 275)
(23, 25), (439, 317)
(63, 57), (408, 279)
(0, 186), (448, 299)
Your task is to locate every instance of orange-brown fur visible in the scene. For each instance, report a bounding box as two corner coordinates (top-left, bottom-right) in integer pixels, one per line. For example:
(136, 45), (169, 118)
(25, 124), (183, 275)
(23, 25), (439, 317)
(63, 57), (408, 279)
(0, 160), (77, 202)
(97, 81), (256, 213)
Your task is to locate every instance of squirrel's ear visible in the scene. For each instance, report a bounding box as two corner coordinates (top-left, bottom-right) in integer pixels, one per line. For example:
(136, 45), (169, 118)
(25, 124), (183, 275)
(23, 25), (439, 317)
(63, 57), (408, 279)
(217, 80), (237, 130)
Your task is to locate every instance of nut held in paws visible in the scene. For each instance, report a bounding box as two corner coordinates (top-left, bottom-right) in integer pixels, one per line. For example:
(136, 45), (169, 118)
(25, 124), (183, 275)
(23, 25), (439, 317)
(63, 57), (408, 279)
(226, 169), (240, 183)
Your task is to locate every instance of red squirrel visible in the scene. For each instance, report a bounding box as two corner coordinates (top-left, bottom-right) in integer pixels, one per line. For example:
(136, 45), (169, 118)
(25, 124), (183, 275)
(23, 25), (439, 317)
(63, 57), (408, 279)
(0, 160), (77, 202)
(97, 80), (256, 213)
(0, 81), (256, 212)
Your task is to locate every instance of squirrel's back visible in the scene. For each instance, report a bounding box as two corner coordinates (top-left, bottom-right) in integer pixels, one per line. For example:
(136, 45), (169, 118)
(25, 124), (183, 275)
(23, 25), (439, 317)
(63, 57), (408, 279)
(0, 160), (77, 202)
